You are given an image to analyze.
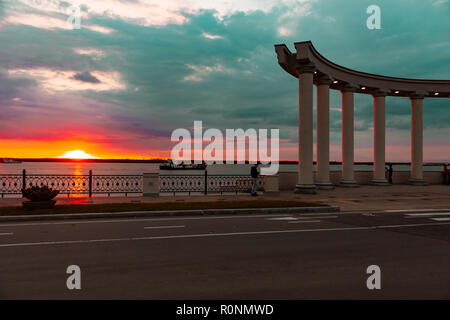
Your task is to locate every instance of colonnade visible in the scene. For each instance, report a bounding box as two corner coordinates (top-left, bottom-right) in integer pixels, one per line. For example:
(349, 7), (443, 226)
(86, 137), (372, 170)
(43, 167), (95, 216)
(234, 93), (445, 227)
(296, 68), (425, 193)
(275, 41), (449, 194)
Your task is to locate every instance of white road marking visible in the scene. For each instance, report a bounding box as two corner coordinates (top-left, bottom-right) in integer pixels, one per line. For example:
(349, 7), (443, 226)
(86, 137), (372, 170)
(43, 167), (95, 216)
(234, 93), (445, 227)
(295, 216), (337, 219)
(0, 233), (13, 236)
(377, 222), (450, 229)
(288, 220), (321, 224)
(386, 209), (450, 213)
(144, 225), (185, 230)
(292, 212), (343, 217)
(1, 222), (449, 248)
(0, 228), (371, 248)
(267, 216), (337, 222)
(405, 212), (450, 217)
(431, 218), (450, 221)
(0, 214), (293, 227)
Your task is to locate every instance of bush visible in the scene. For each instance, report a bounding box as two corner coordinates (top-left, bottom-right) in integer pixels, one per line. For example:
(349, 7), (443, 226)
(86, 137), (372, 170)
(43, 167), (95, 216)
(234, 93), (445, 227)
(22, 185), (59, 202)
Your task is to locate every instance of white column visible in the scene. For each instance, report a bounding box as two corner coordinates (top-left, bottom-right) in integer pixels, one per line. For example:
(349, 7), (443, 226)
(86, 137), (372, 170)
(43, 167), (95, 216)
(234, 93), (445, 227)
(371, 92), (389, 185)
(316, 77), (333, 189)
(295, 67), (316, 194)
(340, 87), (358, 187)
(409, 95), (426, 185)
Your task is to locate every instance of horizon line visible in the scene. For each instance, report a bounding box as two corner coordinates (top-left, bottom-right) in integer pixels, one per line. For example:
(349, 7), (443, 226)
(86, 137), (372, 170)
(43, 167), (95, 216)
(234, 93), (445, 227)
(1, 158), (448, 165)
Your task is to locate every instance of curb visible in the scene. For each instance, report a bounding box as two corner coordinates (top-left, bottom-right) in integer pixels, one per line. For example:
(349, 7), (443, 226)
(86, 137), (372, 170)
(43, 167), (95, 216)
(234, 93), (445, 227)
(0, 206), (340, 223)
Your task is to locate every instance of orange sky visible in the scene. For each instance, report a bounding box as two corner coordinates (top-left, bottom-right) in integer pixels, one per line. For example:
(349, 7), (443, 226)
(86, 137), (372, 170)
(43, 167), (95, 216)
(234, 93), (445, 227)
(0, 139), (167, 159)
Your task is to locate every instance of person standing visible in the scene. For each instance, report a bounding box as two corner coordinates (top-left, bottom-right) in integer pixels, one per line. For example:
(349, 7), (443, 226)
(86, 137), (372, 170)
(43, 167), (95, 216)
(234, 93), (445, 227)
(251, 164), (259, 196)
(388, 164), (393, 184)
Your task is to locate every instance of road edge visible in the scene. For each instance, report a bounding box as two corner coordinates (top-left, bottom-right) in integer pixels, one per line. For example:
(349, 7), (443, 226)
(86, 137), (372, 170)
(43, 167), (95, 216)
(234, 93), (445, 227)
(0, 206), (340, 222)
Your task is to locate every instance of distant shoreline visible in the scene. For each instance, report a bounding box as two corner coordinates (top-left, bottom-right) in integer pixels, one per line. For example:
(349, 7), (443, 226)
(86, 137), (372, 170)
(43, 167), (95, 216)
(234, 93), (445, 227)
(1, 158), (167, 163)
(1, 159), (448, 166)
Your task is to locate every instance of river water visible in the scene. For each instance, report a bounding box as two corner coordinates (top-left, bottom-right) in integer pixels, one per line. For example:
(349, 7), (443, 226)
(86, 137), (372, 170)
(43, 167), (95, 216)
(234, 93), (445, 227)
(0, 162), (445, 176)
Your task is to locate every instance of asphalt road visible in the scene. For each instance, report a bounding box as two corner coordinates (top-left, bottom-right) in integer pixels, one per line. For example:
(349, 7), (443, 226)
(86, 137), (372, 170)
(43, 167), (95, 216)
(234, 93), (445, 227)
(1, 209), (450, 299)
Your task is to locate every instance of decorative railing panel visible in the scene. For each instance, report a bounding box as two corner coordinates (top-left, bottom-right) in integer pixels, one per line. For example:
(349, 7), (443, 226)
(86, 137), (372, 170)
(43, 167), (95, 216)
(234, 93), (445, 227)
(0, 171), (142, 197)
(1, 171), (265, 197)
(159, 174), (264, 194)
(93, 175), (142, 194)
(207, 175), (251, 193)
(0, 175), (23, 195)
(26, 175), (90, 194)
(207, 175), (264, 193)
(160, 175), (205, 194)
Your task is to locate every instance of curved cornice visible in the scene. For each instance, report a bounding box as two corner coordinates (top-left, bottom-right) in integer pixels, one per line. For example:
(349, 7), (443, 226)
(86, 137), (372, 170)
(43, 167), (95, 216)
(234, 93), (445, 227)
(274, 41), (450, 98)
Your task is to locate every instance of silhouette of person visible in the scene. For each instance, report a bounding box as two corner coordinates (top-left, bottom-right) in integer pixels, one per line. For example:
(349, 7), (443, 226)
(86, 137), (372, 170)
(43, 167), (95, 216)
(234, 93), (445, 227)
(251, 164), (259, 196)
(388, 164), (393, 184)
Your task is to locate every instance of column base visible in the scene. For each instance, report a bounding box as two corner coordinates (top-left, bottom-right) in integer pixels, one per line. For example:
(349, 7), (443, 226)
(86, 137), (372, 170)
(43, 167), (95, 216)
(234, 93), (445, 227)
(294, 184), (317, 194)
(408, 179), (428, 186)
(370, 179), (391, 186)
(339, 180), (359, 188)
(315, 181), (335, 190)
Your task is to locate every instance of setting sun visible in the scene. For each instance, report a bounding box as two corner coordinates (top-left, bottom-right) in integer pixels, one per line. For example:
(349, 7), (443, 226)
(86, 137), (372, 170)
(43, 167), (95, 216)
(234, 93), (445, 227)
(57, 150), (99, 159)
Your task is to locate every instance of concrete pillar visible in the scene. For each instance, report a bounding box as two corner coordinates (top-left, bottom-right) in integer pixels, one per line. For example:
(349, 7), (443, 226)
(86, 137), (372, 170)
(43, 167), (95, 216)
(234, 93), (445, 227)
(315, 77), (333, 189)
(409, 95), (426, 185)
(340, 87), (358, 187)
(295, 66), (316, 194)
(264, 175), (279, 193)
(371, 92), (389, 185)
(143, 172), (159, 197)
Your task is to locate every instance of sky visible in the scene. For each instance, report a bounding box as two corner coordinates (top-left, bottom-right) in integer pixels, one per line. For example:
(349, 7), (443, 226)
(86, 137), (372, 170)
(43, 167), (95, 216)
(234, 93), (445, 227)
(0, 0), (449, 161)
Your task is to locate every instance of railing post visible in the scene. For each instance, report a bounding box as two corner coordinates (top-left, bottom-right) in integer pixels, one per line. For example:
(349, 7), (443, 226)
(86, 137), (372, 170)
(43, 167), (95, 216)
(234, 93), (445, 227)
(143, 173), (159, 197)
(22, 169), (26, 197)
(89, 170), (92, 198)
(204, 170), (208, 195)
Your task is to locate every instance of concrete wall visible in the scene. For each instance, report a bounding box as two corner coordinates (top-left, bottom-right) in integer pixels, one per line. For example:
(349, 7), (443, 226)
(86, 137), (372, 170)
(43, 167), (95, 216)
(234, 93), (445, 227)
(263, 175), (279, 193)
(279, 171), (444, 191)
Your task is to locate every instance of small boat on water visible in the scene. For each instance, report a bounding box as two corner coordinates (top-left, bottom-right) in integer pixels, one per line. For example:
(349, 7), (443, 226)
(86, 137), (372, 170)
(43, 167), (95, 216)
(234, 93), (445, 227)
(160, 160), (206, 170)
(0, 158), (22, 164)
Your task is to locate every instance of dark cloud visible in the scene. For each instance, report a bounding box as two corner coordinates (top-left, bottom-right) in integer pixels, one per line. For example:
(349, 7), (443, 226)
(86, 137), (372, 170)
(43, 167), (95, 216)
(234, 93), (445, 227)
(73, 71), (101, 83)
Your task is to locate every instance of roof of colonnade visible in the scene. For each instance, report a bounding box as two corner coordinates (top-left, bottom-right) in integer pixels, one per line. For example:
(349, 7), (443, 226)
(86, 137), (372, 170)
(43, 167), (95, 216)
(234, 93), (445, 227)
(275, 41), (450, 98)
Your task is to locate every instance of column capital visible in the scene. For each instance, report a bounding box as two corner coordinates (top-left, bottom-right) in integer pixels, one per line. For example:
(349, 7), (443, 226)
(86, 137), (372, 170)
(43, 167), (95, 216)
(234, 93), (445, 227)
(410, 91), (427, 100)
(340, 83), (358, 93)
(315, 75), (332, 86)
(295, 63), (316, 75)
(371, 89), (389, 97)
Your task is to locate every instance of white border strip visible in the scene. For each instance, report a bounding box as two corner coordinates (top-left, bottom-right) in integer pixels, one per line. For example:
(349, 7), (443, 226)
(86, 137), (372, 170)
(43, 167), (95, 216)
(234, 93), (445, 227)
(1, 222), (450, 248)
(144, 225), (185, 230)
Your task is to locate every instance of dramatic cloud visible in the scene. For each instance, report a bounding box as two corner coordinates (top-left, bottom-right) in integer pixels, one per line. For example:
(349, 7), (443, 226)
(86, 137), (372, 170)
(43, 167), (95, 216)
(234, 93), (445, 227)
(0, 0), (449, 161)
(8, 69), (125, 92)
(11, 0), (315, 27)
(4, 12), (115, 33)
